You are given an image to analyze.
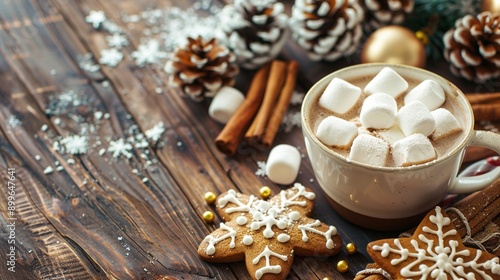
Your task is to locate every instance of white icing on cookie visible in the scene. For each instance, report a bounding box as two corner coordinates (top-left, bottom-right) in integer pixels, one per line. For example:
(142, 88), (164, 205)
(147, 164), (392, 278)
(372, 206), (500, 279)
(253, 245), (288, 280)
(298, 220), (337, 249)
(242, 235), (253, 246)
(277, 233), (291, 243)
(236, 215), (248, 225)
(205, 223), (236, 255)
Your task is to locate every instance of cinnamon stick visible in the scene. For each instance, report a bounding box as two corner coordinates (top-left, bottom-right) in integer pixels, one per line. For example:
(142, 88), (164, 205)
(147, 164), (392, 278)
(466, 92), (500, 104)
(262, 60), (299, 147)
(215, 64), (271, 155)
(471, 103), (500, 121)
(245, 60), (287, 143)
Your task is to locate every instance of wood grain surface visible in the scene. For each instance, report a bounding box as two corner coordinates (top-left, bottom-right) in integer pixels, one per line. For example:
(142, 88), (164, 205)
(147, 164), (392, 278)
(0, 0), (498, 279)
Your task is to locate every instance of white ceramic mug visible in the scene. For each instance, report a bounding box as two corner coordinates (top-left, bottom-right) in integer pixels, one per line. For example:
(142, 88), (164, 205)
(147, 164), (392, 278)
(301, 64), (500, 230)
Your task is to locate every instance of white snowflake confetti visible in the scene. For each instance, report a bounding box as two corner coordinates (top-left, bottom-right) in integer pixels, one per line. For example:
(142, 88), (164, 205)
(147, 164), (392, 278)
(290, 91), (305, 105)
(99, 48), (124, 67)
(108, 138), (133, 159)
(106, 33), (129, 49)
(255, 161), (267, 177)
(55, 135), (89, 155)
(78, 53), (100, 73)
(85, 10), (106, 29)
(7, 115), (22, 128)
(281, 111), (302, 133)
(145, 122), (165, 143)
(131, 39), (167, 67)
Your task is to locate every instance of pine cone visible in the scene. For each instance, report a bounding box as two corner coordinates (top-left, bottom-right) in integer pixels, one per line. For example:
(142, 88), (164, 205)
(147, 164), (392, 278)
(289, 0), (365, 61)
(219, 0), (289, 70)
(165, 36), (239, 102)
(361, 0), (414, 32)
(443, 12), (500, 82)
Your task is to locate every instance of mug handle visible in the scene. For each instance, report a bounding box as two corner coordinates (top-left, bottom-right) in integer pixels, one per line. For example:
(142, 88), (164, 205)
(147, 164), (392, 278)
(449, 130), (500, 194)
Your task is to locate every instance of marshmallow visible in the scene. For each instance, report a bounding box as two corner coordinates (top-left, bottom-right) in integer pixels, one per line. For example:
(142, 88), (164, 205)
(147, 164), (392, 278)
(396, 101), (436, 137)
(377, 125), (406, 146)
(316, 116), (358, 149)
(364, 67), (409, 98)
(319, 77), (362, 114)
(404, 79), (446, 111)
(431, 108), (462, 140)
(209, 86), (245, 124)
(349, 134), (390, 167)
(265, 144), (301, 185)
(360, 93), (397, 129)
(392, 133), (437, 167)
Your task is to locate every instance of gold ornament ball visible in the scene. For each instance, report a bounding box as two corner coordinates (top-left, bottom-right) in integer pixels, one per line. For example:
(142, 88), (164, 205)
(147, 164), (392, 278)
(361, 25), (426, 68)
(260, 186), (272, 199)
(346, 242), (357, 254)
(336, 260), (349, 273)
(202, 211), (215, 223)
(482, 0), (500, 13)
(204, 191), (217, 205)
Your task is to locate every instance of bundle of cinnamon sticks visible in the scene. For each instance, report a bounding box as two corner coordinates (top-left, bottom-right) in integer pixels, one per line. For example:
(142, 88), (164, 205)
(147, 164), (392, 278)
(215, 60), (299, 156)
(466, 92), (500, 121)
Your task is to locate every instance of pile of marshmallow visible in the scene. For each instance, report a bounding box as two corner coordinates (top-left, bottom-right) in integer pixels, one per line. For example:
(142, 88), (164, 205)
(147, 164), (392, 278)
(316, 67), (462, 167)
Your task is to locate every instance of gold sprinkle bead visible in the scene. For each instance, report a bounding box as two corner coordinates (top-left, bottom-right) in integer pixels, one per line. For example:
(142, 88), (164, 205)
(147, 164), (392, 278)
(415, 30), (429, 46)
(336, 260), (349, 273)
(204, 192), (217, 204)
(346, 242), (357, 254)
(260, 186), (272, 199)
(202, 211), (214, 223)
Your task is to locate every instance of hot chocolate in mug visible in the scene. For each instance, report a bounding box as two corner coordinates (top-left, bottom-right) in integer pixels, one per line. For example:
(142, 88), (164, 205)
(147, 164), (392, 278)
(301, 63), (500, 230)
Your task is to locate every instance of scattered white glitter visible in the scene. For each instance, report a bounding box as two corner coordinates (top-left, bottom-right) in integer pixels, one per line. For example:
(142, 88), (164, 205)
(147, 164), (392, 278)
(108, 138), (133, 158)
(145, 122), (165, 142)
(99, 148), (106, 156)
(94, 111), (103, 120)
(78, 53), (101, 73)
(106, 33), (129, 49)
(56, 166), (64, 171)
(99, 48), (124, 67)
(290, 91), (305, 105)
(255, 161), (267, 177)
(35, 155), (41, 161)
(7, 115), (22, 128)
(41, 124), (48, 131)
(142, 177), (149, 183)
(131, 39), (167, 67)
(43, 166), (54, 174)
(85, 10), (106, 29)
(102, 20), (123, 34)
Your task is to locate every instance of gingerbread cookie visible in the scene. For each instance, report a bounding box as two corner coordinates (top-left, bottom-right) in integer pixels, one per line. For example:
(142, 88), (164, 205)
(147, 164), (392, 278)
(198, 183), (342, 280)
(367, 206), (500, 280)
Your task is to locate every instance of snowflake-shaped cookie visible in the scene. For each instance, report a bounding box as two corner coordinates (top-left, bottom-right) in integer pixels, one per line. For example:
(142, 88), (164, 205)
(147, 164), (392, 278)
(198, 183), (342, 280)
(368, 206), (500, 280)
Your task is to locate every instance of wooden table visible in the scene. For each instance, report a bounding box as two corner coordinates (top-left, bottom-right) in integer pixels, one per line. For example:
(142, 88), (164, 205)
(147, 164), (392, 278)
(0, 1), (498, 279)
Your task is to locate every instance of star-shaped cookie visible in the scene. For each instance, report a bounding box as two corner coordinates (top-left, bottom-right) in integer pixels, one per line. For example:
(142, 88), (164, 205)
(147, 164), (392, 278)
(198, 183), (342, 280)
(367, 206), (500, 279)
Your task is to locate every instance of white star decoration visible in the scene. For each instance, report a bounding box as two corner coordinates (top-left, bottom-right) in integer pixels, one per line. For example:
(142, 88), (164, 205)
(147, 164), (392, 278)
(106, 33), (129, 49)
(131, 39), (167, 67)
(99, 48), (123, 67)
(108, 138), (133, 158)
(85, 10), (106, 29)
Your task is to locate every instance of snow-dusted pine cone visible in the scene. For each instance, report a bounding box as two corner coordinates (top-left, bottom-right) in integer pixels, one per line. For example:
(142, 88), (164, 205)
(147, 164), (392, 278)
(443, 12), (500, 82)
(361, 0), (414, 32)
(219, 0), (289, 70)
(165, 36), (239, 102)
(289, 0), (364, 61)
